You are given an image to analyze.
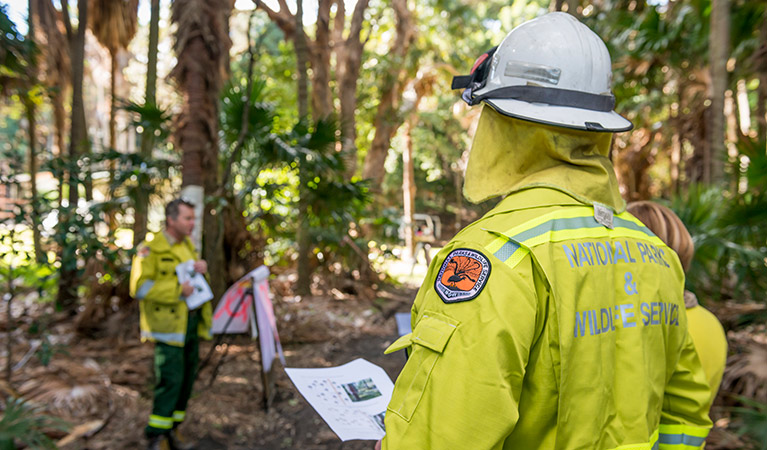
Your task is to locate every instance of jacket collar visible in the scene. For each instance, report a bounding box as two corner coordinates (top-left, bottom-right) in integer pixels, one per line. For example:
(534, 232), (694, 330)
(483, 186), (587, 220)
(147, 229), (192, 252)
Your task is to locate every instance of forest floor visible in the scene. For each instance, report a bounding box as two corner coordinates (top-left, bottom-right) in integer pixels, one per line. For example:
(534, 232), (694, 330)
(3, 253), (765, 449)
(4, 257), (430, 450)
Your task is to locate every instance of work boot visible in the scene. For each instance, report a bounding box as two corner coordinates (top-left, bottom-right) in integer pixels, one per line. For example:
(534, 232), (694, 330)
(169, 428), (196, 450)
(147, 434), (171, 450)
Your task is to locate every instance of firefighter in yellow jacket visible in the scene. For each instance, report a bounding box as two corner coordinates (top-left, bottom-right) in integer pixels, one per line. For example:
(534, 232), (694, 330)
(130, 198), (213, 450)
(380, 12), (713, 450)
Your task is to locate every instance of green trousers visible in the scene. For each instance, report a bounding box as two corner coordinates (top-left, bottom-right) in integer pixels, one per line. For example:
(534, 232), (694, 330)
(146, 311), (200, 437)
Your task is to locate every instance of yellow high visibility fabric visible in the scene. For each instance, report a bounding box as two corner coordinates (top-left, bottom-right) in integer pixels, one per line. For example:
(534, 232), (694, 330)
(463, 106), (625, 211)
(685, 305), (727, 407)
(148, 414), (174, 430)
(129, 231), (212, 347)
(658, 423), (710, 449)
(382, 187), (713, 450)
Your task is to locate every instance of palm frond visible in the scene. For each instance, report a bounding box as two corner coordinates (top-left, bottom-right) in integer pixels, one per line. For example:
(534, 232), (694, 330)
(88, 0), (139, 52)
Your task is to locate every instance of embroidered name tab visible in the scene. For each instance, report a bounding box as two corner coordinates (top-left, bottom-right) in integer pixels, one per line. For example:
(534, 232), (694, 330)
(434, 248), (491, 304)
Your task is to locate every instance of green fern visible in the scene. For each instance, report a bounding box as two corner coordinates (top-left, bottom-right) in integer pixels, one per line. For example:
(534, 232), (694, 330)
(732, 397), (767, 450)
(0, 397), (69, 450)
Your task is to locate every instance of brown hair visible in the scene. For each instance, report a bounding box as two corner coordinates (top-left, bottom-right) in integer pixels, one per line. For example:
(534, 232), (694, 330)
(165, 198), (195, 221)
(626, 201), (694, 272)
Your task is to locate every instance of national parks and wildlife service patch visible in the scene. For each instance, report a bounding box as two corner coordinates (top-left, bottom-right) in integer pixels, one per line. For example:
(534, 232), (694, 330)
(434, 248), (491, 303)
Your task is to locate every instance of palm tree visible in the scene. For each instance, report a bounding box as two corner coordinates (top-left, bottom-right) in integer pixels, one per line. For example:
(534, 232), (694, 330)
(56, 0), (88, 309)
(709, 0), (730, 184)
(133, 0), (160, 247)
(25, 0), (43, 260)
(31, 0), (70, 206)
(88, 0), (138, 222)
(170, 0), (233, 299)
(361, 0), (416, 191)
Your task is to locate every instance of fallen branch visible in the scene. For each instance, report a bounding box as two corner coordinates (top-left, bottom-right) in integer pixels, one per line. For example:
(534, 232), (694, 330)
(12, 340), (41, 372)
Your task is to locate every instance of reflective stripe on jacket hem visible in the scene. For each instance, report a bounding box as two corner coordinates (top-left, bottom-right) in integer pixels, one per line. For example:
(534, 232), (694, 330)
(148, 414), (174, 430)
(173, 410), (186, 422)
(141, 330), (184, 345)
(658, 423), (709, 449)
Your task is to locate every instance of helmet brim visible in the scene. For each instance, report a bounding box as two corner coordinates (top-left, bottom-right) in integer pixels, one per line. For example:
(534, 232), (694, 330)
(483, 98), (633, 133)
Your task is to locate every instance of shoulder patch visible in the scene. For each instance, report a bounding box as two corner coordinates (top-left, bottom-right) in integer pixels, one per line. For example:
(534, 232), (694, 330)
(434, 248), (491, 304)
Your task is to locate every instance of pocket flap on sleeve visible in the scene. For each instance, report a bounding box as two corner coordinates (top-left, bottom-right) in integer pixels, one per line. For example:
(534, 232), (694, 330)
(411, 312), (459, 354)
(384, 333), (413, 354)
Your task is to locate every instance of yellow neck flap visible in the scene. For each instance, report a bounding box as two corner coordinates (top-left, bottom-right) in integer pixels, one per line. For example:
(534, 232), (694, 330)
(463, 105), (626, 212)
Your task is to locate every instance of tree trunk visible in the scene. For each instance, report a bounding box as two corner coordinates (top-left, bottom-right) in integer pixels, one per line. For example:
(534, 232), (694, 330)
(57, 0), (88, 310)
(5, 264), (12, 383)
(296, 173), (312, 296)
(758, 74), (767, 141)
(177, 37), (225, 298)
(361, 0), (415, 191)
(254, 0), (370, 178)
(402, 118), (416, 260)
(53, 90), (66, 207)
(106, 50), (118, 231)
(757, 18), (767, 142)
(679, 74), (710, 185)
(294, 0), (312, 295)
(337, 0), (370, 178)
(708, 0), (730, 183)
(310, 0), (333, 120)
(26, 0), (42, 261)
(551, 0), (565, 11)
(171, 0), (232, 300)
(134, 0), (160, 247)
(25, 98), (43, 261)
(671, 131), (681, 196)
(295, 0), (309, 119)
(566, 0), (579, 15)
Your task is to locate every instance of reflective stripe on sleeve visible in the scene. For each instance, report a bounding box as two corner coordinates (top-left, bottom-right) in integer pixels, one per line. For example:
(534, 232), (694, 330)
(658, 424), (709, 449)
(135, 281), (155, 300)
(173, 410), (186, 422)
(485, 207), (665, 269)
(148, 414), (174, 430)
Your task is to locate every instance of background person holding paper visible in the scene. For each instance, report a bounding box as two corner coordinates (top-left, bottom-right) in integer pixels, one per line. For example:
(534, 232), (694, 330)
(130, 198), (212, 450)
(380, 12), (712, 450)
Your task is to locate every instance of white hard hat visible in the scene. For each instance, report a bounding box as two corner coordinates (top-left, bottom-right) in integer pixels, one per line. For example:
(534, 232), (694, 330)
(452, 12), (632, 132)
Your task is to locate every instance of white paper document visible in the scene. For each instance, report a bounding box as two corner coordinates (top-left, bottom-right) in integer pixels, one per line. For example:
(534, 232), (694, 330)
(175, 260), (214, 310)
(285, 359), (394, 441)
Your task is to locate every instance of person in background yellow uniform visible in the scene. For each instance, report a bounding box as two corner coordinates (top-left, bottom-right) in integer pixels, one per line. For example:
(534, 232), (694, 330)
(627, 200), (727, 408)
(378, 12), (713, 450)
(130, 198), (213, 450)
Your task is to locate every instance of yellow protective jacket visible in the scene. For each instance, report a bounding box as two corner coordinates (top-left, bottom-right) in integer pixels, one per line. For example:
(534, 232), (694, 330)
(383, 188), (713, 449)
(685, 291), (727, 407)
(384, 108), (713, 449)
(129, 231), (212, 346)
